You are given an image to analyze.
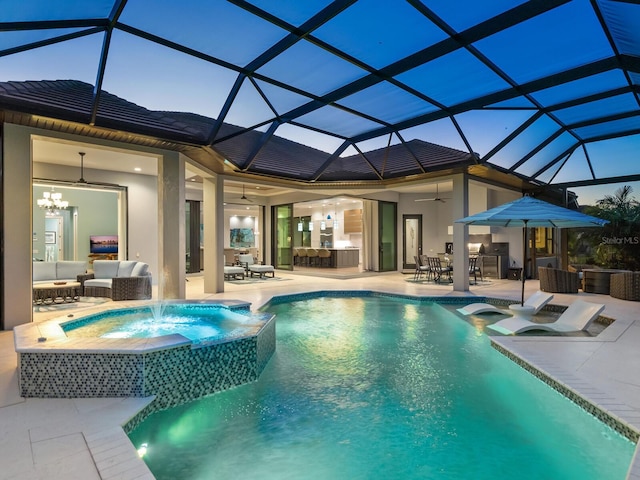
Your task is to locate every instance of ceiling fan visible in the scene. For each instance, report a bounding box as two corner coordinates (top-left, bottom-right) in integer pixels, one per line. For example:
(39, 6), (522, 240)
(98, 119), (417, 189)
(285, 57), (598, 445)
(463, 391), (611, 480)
(415, 184), (450, 203)
(234, 184), (254, 203)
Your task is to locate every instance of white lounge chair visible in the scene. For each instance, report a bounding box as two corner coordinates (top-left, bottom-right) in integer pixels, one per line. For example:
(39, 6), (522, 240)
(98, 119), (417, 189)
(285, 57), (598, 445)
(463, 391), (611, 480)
(486, 299), (605, 335)
(457, 290), (554, 316)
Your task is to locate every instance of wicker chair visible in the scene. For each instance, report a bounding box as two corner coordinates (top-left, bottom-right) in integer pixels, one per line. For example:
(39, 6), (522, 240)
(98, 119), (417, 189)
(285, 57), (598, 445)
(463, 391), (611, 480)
(609, 272), (640, 301)
(80, 260), (152, 301)
(538, 266), (579, 293)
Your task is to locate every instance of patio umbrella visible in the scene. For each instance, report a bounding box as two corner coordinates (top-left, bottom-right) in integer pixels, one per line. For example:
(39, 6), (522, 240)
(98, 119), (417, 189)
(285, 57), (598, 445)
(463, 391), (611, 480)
(454, 195), (608, 305)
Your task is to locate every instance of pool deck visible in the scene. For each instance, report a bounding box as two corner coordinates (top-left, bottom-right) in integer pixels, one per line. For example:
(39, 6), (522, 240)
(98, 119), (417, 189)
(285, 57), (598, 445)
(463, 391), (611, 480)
(1, 271), (639, 479)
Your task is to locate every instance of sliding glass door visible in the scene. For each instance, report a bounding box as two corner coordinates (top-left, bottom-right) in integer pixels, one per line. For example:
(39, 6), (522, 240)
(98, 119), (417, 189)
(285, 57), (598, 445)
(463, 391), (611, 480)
(272, 204), (293, 270)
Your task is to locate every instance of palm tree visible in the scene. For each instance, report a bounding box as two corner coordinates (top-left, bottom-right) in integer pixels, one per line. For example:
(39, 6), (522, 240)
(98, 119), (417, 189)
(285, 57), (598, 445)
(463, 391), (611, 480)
(577, 186), (640, 269)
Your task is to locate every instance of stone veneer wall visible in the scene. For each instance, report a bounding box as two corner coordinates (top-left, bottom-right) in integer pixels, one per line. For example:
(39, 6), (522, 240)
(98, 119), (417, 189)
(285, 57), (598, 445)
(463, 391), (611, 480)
(19, 317), (276, 412)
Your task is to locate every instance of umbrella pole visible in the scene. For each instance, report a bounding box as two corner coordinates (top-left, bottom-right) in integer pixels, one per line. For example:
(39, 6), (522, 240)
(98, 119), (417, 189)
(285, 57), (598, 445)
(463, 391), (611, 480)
(521, 220), (528, 306)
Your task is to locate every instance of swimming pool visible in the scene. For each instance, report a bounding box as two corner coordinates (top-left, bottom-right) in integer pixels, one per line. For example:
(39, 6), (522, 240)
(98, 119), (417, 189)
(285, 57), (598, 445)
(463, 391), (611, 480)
(128, 294), (635, 479)
(62, 303), (266, 344)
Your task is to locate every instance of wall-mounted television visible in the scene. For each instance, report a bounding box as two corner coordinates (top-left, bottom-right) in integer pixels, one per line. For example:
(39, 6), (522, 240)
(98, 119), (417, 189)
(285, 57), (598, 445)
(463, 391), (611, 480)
(90, 235), (118, 254)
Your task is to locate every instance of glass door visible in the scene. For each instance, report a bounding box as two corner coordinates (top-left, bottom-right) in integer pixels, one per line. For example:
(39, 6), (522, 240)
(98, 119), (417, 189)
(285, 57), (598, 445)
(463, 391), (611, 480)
(379, 201), (397, 271)
(273, 204), (293, 270)
(402, 214), (422, 269)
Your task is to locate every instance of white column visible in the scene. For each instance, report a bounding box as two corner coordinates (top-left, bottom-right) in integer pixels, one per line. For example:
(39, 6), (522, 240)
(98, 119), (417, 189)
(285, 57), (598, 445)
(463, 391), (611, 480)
(203, 175), (224, 293)
(3, 124), (33, 329)
(452, 174), (470, 291)
(157, 151), (185, 299)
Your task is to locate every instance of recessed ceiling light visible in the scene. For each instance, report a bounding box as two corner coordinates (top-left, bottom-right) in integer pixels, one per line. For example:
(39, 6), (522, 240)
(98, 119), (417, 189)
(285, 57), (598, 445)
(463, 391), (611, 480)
(134, 167), (141, 172)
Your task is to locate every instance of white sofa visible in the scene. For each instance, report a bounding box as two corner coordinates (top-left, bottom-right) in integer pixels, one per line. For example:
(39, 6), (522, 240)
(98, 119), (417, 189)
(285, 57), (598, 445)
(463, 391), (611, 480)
(33, 261), (87, 285)
(82, 260), (152, 300)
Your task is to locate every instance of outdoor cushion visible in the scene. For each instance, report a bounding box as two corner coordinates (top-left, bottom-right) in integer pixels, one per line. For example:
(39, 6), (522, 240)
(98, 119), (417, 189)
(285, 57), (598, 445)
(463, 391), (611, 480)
(131, 262), (149, 277)
(93, 260), (120, 279)
(117, 261), (137, 277)
(56, 261), (86, 280)
(84, 278), (113, 289)
(32, 262), (57, 282)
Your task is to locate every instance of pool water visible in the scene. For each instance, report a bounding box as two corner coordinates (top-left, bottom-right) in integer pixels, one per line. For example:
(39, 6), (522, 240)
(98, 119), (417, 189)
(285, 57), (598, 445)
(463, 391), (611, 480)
(129, 296), (635, 479)
(62, 304), (263, 343)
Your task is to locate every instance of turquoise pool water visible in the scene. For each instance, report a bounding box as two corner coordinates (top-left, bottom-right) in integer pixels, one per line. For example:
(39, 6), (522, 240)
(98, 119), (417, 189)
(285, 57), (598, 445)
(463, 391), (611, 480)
(129, 295), (635, 479)
(62, 304), (264, 343)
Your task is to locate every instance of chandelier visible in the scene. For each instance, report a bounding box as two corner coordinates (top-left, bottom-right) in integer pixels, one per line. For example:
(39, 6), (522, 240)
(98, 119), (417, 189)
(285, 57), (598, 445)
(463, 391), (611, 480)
(37, 188), (68, 212)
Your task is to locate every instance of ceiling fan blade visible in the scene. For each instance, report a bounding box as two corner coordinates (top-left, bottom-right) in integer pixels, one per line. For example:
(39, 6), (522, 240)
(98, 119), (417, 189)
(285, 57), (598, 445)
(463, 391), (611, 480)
(415, 198), (437, 202)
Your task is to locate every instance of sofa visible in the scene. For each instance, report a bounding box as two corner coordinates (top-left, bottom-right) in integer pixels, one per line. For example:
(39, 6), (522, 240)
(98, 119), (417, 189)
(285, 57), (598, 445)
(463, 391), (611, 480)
(80, 260), (152, 301)
(33, 261), (87, 285)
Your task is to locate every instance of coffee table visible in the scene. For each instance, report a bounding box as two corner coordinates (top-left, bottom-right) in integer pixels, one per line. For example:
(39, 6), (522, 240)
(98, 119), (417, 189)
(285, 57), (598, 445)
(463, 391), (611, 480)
(33, 282), (82, 305)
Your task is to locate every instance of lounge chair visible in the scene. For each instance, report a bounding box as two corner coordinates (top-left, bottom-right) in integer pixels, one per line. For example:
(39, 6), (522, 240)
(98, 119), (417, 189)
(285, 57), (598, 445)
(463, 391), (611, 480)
(486, 299), (604, 335)
(457, 290), (553, 316)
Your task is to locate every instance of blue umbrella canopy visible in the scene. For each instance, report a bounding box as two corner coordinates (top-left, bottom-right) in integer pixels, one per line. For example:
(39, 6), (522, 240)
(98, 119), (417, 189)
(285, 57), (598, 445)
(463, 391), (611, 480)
(454, 196), (608, 228)
(455, 196), (608, 306)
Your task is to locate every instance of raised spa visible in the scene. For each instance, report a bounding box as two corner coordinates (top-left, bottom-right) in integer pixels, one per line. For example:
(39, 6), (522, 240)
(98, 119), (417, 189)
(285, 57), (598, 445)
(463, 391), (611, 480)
(61, 302), (267, 344)
(16, 301), (275, 406)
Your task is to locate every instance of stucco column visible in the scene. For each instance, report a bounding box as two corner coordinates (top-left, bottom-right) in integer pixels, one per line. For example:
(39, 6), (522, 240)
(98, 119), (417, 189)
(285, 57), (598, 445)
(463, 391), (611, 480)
(203, 175), (224, 293)
(452, 173), (470, 291)
(157, 151), (185, 299)
(2, 123), (33, 329)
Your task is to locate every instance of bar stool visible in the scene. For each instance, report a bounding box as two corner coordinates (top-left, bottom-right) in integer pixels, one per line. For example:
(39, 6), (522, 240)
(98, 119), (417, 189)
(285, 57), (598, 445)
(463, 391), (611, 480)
(297, 247), (308, 267)
(318, 248), (332, 267)
(306, 248), (318, 267)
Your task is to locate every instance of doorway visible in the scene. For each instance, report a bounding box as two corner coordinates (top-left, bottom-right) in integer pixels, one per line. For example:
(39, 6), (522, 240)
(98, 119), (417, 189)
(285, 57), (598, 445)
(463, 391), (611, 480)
(402, 214), (422, 270)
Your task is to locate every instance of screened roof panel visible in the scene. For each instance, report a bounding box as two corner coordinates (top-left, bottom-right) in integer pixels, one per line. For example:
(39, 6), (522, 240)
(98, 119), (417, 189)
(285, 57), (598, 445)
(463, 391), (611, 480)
(395, 49), (511, 107)
(574, 116), (640, 141)
(489, 116), (561, 169)
(0, 0), (639, 186)
(515, 132), (578, 178)
(473, 1), (612, 84)
(253, 79), (313, 116)
(427, 0), (529, 32)
(256, 39), (368, 97)
(274, 123), (344, 154)
(553, 93), (639, 126)
(486, 96), (537, 109)
(0, 33), (103, 85)
(312, 0), (448, 70)
(598, 0), (640, 56)
(296, 105), (384, 138)
(549, 147), (593, 184)
(355, 134), (401, 155)
(399, 118), (468, 154)
(337, 82), (438, 124)
(101, 31), (236, 118)
(244, 0), (334, 28)
(536, 153), (567, 185)
(530, 70), (630, 107)
(454, 109), (535, 157)
(224, 80), (278, 129)
(2, 0), (113, 22)
(0, 28), (87, 53)
(118, 0), (289, 67)
(588, 135), (640, 178)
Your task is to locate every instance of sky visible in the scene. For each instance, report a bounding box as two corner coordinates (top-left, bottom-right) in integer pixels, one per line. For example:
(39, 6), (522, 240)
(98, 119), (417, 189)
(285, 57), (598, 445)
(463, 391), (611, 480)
(571, 181), (640, 207)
